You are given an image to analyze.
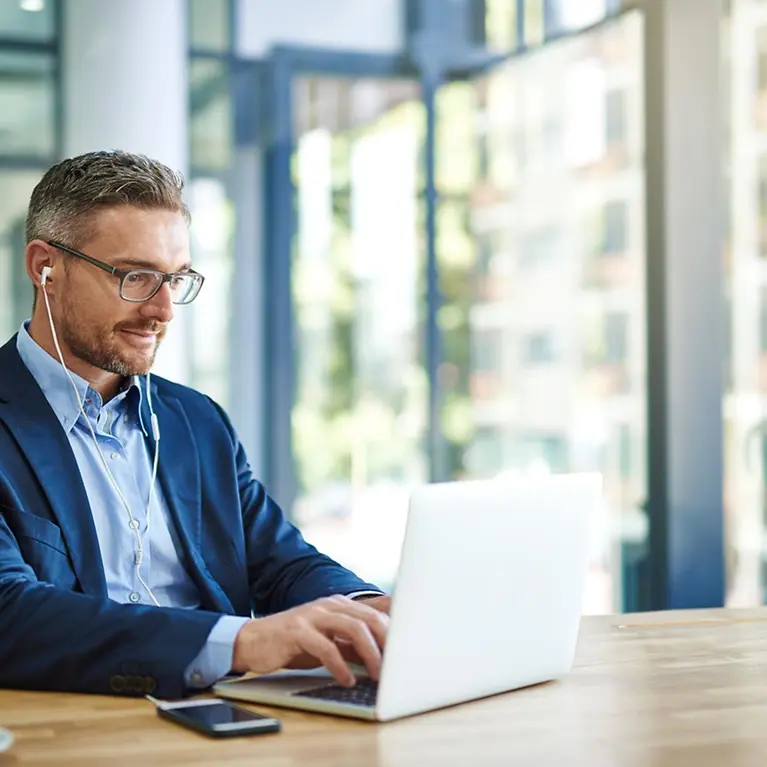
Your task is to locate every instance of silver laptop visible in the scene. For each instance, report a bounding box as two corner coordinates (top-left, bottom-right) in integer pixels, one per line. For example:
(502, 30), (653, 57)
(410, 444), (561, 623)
(214, 473), (600, 722)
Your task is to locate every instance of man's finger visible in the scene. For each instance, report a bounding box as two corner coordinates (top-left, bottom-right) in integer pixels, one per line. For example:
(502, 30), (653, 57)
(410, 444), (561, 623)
(316, 612), (383, 681)
(322, 595), (389, 652)
(297, 629), (356, 687)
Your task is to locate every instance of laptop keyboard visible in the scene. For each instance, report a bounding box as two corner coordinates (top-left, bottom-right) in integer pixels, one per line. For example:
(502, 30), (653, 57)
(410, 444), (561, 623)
(291, 678), (379, 707)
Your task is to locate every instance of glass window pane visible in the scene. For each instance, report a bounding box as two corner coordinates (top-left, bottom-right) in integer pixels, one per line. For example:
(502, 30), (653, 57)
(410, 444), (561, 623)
(0, 171), (41, 344)
(726, 0), (767, 606)
(0, 52), (55, 156)
(291, 76), (425, 591)
(0, 0), (55, 41)
(436, 82), (479, 195)
(485, 0), (518, 51)
(485, 0), (612, 51)
(438, 11), (646, 614)
(190, 59), (232, 172)
(189, 0), (230, 51)
(188, 176), (234, 407)
(525, 0), (545, 46)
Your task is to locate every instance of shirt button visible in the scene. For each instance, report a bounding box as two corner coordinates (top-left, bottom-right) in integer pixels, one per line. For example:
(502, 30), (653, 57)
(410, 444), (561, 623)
(128, 520), (139, 530)
(110, 452), (120, 460)
(129, 592), (140, 603)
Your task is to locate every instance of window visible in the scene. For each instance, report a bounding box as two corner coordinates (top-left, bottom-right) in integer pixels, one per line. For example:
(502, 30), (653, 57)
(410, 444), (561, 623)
(757, 155), (767, 258)
(760, 286), (767, 353)
(618, 423), (632, 480)
(466, 427), (505, 475)
(473, 328), (503, 372)
(519, 228), (561, 268)
(0, 4), (58, 347)
(435, 12), (645, 615)
(0, 172), (40, 343)
(0, 0), (55, 41)
(605, 88), (627, 147)
(758, 26), (767, 95)
(485, 0), (518, 51)
(587, 311), (629, 365)
(290, 76), (425, 589)
(0, 51), (55, 157)
(602, 200), (628, 255)
(522, 331), (557, 365)
(511, 433), (568, 473)
(524, 0), (545, 47)
(189, 0), (230, 51)
(604, 312), (629, 364)
(188, 54), (235, 405)
(190, 59), (232, 173)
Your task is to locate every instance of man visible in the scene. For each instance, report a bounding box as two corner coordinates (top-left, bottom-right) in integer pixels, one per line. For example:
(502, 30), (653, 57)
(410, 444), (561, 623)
(0, 150), (390, 698)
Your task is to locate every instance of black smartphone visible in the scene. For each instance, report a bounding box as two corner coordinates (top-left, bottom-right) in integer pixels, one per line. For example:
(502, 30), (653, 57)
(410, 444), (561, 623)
(156, 699), (281, 738)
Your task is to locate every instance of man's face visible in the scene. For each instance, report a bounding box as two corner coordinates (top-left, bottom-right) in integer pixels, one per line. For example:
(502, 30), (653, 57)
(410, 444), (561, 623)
(56, 205), (190, 377)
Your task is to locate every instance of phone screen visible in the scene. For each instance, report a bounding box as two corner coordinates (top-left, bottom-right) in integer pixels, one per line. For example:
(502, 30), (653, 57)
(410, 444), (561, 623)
(176, 702), (273, 727)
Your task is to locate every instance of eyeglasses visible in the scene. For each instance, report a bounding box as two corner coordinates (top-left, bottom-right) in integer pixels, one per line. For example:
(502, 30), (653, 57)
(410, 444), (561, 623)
(47, 241), (205, 305)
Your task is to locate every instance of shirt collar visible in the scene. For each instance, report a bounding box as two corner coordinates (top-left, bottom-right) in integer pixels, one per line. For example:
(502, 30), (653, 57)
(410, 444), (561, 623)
(16, 321), (147, 435)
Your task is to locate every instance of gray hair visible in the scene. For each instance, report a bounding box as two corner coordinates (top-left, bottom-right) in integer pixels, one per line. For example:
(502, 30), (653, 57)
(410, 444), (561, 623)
(26, 150), (191, 247)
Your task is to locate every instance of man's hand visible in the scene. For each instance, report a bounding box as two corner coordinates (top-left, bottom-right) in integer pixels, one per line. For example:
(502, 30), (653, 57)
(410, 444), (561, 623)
(353, 594), (391, 614)
(231, 595), (389, 687)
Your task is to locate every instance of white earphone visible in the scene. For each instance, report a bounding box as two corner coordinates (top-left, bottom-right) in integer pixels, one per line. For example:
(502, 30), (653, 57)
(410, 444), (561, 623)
(40, 263), (162, 607)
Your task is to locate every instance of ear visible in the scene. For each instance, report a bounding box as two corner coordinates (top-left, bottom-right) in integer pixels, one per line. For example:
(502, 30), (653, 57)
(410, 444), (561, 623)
(25, 240), (57, 291)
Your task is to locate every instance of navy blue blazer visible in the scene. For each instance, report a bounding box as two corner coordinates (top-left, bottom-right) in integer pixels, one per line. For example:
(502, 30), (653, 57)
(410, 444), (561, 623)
(0, 336), (378, 697)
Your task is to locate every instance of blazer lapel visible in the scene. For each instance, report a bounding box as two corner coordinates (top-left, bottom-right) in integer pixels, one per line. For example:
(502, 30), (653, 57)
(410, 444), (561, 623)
(0, 337), (107, 597)
(146, 387), (234, 613)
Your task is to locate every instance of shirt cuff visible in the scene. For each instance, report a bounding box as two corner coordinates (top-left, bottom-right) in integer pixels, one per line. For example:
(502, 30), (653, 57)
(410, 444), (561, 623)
(184, 615), (250, 689)
(346, 591), (385, 600)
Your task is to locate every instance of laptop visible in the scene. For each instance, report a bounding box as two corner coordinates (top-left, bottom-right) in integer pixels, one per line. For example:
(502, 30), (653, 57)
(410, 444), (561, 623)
(214, 473), (601, 722)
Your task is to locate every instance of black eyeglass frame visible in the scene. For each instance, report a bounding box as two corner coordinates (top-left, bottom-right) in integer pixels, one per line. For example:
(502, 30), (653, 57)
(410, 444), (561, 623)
(46, 240), (205, 304)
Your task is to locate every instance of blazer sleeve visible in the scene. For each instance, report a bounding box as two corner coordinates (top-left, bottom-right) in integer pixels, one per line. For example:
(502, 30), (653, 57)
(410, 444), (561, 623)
(207, 399), (382, 614)
(0, 511), (221, 698)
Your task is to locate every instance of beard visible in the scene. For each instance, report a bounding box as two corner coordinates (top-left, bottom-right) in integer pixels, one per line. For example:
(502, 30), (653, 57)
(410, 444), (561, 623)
(58, 296), (166, 377)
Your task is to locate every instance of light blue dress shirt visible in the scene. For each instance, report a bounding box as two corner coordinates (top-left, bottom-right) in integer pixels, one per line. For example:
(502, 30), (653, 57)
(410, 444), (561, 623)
(16, 322), (247, 689)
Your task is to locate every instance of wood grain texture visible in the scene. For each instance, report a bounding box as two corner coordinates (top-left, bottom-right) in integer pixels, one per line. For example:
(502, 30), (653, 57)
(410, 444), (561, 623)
(2, 608), (767, 766)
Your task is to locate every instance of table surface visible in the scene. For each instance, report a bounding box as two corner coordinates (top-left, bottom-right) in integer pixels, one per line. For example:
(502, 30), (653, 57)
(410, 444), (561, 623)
(2, 607), (767, 766)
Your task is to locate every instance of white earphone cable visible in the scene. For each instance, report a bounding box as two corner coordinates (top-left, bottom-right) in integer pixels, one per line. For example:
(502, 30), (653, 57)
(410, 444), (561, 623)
(41, 270), (161, 607)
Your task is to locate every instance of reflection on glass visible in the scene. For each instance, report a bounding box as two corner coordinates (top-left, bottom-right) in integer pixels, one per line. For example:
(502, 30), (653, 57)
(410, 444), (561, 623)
(0, 52), (55, 156)
(190, 59), (232, 172)
(725, 0), (767, 606)
(0, 0), (55, 40)
(439, 11), (646, 614)
(189, 0), (230, 51)
(291, 77), (425, 590)
(0, 172), (40, 344)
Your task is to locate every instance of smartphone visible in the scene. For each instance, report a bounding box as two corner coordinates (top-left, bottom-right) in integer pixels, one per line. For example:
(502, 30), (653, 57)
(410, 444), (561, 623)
(156, 699), (281, 738)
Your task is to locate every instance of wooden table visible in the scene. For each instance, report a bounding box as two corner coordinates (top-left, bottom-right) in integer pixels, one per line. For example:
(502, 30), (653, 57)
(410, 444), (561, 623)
(2, 607), (767, 766)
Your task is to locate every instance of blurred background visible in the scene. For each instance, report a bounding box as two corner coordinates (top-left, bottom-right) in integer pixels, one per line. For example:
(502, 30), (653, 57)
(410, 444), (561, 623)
(0, 0), (753, 615)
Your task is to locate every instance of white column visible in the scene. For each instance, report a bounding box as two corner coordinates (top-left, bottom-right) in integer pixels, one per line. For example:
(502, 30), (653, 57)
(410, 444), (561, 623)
(62, 0), (191, 384)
